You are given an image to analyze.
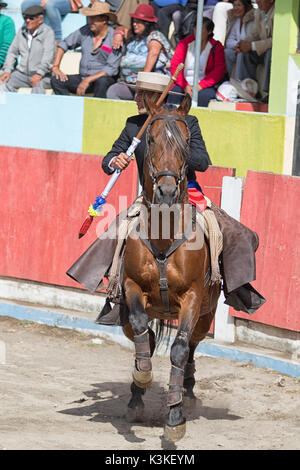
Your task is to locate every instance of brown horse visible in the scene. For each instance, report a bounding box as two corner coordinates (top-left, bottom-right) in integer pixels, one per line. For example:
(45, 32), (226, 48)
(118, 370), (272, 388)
(122, 94), (221, 442)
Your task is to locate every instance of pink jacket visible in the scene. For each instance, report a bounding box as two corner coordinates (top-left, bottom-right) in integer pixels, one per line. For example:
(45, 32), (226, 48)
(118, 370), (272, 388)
(170, 35), (226, 90)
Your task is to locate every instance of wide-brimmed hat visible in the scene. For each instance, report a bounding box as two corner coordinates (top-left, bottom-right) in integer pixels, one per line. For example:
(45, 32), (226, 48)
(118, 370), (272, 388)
(81, 2), (117, 22)
(0, 2), (8, 8)
(23, 5), (44, 17)
(130, 4), (158, 23)
(123, 72), (183, 96)
(230, 78), (258, 102)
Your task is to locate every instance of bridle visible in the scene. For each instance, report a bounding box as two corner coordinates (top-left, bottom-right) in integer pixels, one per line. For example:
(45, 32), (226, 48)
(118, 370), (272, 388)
(142, 114), (190, 209)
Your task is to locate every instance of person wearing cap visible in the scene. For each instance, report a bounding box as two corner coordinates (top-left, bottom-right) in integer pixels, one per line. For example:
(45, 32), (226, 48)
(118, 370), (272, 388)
(0, 2), (15, 70)
(50, 2), (122, 98)
(20, 0), (75, 42)
(0, 5), (55, 93)
(106, 4), (172, 101)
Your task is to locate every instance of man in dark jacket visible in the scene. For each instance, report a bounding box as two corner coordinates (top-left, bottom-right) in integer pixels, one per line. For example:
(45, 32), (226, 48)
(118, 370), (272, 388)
(102, 81), (211, 184)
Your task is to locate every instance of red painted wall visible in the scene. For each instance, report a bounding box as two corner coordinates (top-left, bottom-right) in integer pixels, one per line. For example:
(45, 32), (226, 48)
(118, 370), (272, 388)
(0, 146), (138, 289)
(230, 171), (300, 332)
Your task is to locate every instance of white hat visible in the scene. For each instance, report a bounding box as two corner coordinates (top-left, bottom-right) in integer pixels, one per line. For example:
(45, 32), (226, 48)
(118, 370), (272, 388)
(123, 72), (184, 95)
(230, 78), (258, 102)
(216, 81), (238, 102)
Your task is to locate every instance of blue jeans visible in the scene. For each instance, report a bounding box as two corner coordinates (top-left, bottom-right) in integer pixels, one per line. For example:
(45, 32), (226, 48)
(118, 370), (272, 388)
(21, 0), (71, 40)
(168, 84), (216, 107)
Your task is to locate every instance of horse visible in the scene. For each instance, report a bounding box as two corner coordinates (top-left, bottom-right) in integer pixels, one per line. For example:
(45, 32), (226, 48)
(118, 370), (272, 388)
(121, 94), (221, 442)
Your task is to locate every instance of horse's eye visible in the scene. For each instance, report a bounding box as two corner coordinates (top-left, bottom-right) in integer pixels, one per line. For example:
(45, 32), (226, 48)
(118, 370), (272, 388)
(149, 134), (155, 144)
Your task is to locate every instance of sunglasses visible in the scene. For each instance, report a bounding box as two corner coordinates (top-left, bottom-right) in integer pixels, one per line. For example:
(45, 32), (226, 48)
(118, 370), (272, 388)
(23, 15), (39, 20)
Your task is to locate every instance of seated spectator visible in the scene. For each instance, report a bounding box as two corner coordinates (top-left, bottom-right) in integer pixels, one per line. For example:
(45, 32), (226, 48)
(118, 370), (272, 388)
(224, 0), (254, 77)
(51, 2), (122, 98)
(106, 4), (172, 100)
(20, 0), (77, 42)
(168, 16), (227, 107)
(0, 2), (15, 70)
(235, 0), (275, 100)
(148, 1), (188, 42)
(0, 6), (55, 93)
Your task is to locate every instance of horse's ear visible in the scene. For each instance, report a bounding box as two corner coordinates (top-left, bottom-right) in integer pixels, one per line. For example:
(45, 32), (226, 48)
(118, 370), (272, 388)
(177, 93), (192, 116)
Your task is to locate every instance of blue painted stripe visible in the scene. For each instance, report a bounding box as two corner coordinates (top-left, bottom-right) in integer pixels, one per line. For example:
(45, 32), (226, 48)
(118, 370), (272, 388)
(0, 93), (84, 153)
(0, 301), (299, 378)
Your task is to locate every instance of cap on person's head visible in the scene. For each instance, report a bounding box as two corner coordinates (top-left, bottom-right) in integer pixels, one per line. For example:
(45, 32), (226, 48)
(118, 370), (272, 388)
(0, 2), (8, 8)
(130, 4), (158, 23)
(80, 1), (117, 22)
(23, 5), (44, 17)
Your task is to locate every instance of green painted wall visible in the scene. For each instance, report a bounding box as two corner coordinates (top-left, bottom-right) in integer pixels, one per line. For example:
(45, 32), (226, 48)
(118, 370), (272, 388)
(82, 99), (285, 177)
(82, 98), (136, 156)
(269, 0), (299, 114)
(190, 108), (285, 176)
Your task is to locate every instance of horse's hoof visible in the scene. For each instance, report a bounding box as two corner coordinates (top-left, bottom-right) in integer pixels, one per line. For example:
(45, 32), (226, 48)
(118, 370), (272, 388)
(164, 421), (186, 442)
(126, 405), (144, 423)
(132, 368), (153, 389)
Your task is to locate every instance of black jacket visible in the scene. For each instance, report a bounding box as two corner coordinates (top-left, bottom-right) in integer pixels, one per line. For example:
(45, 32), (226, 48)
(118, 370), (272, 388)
(102, 113), (211, 183)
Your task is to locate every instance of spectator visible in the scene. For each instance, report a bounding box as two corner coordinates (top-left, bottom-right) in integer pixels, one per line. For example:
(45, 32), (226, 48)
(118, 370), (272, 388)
(106, 4), (172, 100)
(168, 16), (226, 107)
(0, 2), (15, 70)
(20, 0), (78, 42)
(0, 6), (55, 93)
(235, 0), (275, 100)
(148, 1), (188, 41)
(224, 0), (254, 77)
(51, 2), (122, 98)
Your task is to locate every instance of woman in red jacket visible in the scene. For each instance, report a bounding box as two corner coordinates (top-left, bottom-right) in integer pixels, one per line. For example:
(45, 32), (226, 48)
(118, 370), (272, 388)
(168, 16), (227, 107)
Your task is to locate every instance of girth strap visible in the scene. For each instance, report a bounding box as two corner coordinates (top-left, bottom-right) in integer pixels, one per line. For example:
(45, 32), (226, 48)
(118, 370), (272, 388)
(137, 224), (190, 314)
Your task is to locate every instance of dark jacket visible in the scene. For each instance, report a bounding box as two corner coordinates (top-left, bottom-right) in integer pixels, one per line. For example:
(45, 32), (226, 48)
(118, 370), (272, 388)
(102, 113), (211, 184)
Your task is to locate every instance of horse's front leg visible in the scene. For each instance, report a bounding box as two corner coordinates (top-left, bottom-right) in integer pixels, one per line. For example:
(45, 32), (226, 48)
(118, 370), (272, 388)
(164, 292), (201, 442)
(124, 279), (152, 422)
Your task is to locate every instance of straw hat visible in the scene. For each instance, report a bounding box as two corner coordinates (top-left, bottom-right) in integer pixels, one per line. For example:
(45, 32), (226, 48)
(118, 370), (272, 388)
(124, 72), (183, 95)
(230, 78), (258, 102)
(80, 2), (117, 22)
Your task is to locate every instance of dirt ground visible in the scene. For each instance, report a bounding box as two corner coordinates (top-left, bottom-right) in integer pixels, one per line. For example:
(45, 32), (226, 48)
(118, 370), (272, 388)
(0, 315), (299, 451)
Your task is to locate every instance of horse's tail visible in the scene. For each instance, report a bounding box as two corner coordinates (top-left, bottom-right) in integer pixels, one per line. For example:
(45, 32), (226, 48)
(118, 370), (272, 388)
(150, 319), (174, 353)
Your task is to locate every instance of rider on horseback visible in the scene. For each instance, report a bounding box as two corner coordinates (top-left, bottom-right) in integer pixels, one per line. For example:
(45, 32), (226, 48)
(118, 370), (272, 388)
(67, 72), (265, 321)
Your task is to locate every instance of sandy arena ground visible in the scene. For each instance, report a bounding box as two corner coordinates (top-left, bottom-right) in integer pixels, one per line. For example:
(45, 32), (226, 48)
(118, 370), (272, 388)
(0, 315), (299, 451)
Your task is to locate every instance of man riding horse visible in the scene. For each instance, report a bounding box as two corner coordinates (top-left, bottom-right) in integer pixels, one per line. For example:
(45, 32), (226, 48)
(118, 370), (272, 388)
(67, 72), (265, 322)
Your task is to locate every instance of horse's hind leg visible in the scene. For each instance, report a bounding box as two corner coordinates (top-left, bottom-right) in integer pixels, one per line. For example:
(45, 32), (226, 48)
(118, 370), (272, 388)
(183, 310), (216, 404)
